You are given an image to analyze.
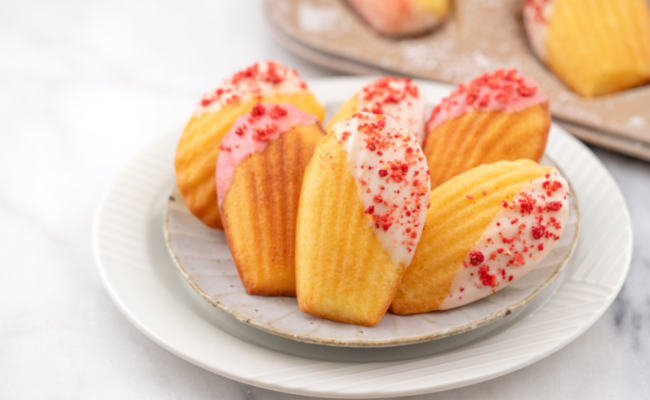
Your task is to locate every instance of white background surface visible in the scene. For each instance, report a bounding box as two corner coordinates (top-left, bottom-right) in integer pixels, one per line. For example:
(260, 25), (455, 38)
(1, 1), (649, 398)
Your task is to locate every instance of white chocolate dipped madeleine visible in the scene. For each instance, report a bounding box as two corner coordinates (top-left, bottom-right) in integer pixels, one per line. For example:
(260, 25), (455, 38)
(296, 112), (431, 326)
(391, 159), (570, 314)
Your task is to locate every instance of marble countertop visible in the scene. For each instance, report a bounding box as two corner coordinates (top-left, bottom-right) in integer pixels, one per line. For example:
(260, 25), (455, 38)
(1, 1), (648, 398)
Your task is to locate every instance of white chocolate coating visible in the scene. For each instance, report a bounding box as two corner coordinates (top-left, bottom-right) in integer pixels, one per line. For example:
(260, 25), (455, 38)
(194, 61), (309, 118)
(439, 168), (569, 310)
(331, 113), (430, 267)
(522, 0), (556, 61)
(356, 77), (427, 145)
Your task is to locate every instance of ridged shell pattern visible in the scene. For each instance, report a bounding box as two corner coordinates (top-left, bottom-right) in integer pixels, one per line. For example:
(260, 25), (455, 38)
(526, 0), (650, 96)
(220, 123), (324, 296)
(392, 160), (556, 314)
(424, 103), (550, 189)
(427, 69), (547, 132)
(175, 90), (325, 229)
(296, 134), (409, 326)
(216, 102), (318, 206)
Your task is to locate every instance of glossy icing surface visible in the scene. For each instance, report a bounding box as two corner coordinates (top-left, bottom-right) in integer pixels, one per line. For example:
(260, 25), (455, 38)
(427, 69), (548, 132)
(194, 61), (308, 117)
(522, 0), (556, 61)
(356, 77), (427, 145)
(216, 103), (318, 206)
(331, 112), (430, 267)
(439, 168), (569, 310)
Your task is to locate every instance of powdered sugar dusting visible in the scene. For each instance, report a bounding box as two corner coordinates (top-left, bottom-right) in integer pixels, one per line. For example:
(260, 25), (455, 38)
(627, 115), (647, 129)
(298, 2), (347, 34)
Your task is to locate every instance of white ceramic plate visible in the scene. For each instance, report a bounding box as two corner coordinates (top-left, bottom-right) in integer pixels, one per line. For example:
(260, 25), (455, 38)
(163, 161), (579, 347)
(94, 77), (632, 398)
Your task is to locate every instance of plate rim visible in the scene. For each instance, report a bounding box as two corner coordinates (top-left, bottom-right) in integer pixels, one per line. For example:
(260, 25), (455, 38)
(163, 160), (582, 347)
(93, 76), (632, 398)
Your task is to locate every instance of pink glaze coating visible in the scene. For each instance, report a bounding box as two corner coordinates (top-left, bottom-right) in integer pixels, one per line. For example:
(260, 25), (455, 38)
(331, 112), (431, 267)
(426, 69), (548, 133)
(439, 168), (569, 310)
(216, 103), (318, 207)
(356, 77), (427, 145)
(194, 61), (309, 118)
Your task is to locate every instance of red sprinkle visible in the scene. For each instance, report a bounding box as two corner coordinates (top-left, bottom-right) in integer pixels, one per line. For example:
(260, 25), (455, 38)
(469, 250), (485, 266)
(546, 201), (562, 211)
(513, 253), (526, 266)
(252, 123), (279, 141)
(251, 103), (265, 118)
(518, 85), (537, 97)
(269, 104), (287, 118)
(479, 265), (497, 287)
(532, 225), (546, 240)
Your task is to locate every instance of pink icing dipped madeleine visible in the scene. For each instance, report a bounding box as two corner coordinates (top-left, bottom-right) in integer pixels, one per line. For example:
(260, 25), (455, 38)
(349, 0), (450, 37)
(296, 112), (431, 326)
(217, 103), (325, 296)
(327, 76), (427, 146)
(391, 159), (569, 314)
(175, 61), (325, 229)
(425, 69), (550, 190)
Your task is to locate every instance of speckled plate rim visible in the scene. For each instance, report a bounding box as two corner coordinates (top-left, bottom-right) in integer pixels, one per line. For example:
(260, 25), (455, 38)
(162, 132), (581, 348)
